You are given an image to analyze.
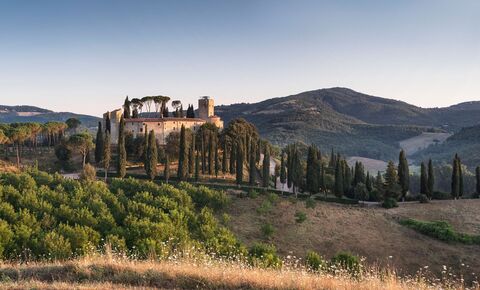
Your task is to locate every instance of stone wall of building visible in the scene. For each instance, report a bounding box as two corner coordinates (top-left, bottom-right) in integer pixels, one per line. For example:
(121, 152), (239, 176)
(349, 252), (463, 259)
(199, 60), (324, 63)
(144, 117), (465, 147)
(104, 97), (223, 145)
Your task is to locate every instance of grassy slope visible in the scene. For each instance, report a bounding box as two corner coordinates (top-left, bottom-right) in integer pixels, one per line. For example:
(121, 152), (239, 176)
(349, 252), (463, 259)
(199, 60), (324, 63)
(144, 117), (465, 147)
(225, 195), (480, 280)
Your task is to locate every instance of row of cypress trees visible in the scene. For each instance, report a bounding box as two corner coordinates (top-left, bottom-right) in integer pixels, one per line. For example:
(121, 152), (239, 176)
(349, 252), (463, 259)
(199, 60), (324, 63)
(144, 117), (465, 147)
(95, 119), (480, 200)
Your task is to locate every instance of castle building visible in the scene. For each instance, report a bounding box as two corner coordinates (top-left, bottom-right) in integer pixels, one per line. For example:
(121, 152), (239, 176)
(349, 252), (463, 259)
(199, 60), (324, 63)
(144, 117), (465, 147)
(103, 97), (223, 145)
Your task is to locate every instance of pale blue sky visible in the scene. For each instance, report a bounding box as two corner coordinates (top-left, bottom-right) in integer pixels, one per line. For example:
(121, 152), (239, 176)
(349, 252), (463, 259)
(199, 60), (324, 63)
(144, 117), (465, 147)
(1, 0), (479, 116)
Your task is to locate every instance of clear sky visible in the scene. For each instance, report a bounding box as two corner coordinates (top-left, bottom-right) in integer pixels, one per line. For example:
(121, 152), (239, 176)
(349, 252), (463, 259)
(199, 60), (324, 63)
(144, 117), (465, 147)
(1, 0), (479, 116)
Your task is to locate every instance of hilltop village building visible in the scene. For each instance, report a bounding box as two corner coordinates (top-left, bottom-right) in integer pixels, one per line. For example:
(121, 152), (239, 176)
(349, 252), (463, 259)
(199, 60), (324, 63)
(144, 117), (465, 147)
(103, 97), (223, 145)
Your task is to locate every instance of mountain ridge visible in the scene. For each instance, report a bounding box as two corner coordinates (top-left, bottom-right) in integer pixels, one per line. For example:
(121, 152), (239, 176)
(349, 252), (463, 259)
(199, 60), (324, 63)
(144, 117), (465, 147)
(215, 87), (480, 161)
(0, 105), (100, 128)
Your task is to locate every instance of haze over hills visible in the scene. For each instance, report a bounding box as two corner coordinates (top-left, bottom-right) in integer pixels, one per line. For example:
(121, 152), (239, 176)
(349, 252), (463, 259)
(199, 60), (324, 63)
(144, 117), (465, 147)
(216, 87), (480, 162)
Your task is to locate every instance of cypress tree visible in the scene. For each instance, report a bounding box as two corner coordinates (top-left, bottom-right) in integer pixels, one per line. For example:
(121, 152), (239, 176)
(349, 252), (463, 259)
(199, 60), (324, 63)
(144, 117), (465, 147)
(262, 145), (270, 188)
(398, 150), (410, 199)
(245, 134), (251, 165)
(476, 166), (480, 198)
(201, 132), (206, 174)
(343, 161), (352, 195)
(103, 131), (111, 182)
(366, 171), (372, 192)
(427, 159), (434, 198)
(292, 145), (303, 196)
(329, 148), (336, 168)
(236, 141), (243, 184)
(117, 116), (127, 178)
(249, 143), (256, 185)
(95, 122), (104, 165)
(375, 171), (383, 189)
(143, 125), (148, 170)
(353, 161), (366, 186)
(229, 142), (236, 174)
(194, 151), (200, 181)
(123, 96), (131, 119)
(256, 139), (261, 164)
(188, 147), (193, 177)
(222, 141), (228, 175)
(105, 113), (111, 134)
(280, 153), (286, 191)
(287, 146), (293, 189)
(178, 125), (187, 180)
(420, 162), (428, 195)
(188, 132), (195, 175)
(451, 155), (460, 199)
(306, 145), (319, 193)
(164, 155), (170, 183)
(208, 134), (213, 175)
(459, 156), (464, 197)
(214, 140), (219, 178)
(146, 130), (157, 180)
(334, 159), (344, 198)
(319, 164), (326, 193)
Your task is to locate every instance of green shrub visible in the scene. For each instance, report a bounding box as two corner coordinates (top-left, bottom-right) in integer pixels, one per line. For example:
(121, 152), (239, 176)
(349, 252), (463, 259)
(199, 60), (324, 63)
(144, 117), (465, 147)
(0, 171), (244, 260)
(221, 213), (231, 225)
(368, 189), (382, 202)
(178, 182), (228, 211)
(382, 197), (398, 209)
(331, 252), (361, 275)
(0, 220), (13, 259)
(248, 243), (282, 269)
(305, 250), (325, 271)
(261, 223), (275, 238)
(305, 198), (316, 209)
(419, 194), (429, 203)
(248, 190), (259, 199)
(432, 191), (451, 200)
(256, 200), (273, 215)
(399, 219), (480, 244)
(267, 192), (279, 204)
(43, 231), (72, 260)
(295, 211), (307, 223)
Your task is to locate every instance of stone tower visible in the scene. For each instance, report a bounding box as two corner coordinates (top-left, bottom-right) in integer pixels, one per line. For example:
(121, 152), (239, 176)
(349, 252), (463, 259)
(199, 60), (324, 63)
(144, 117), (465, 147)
(198, 96), (214, 120)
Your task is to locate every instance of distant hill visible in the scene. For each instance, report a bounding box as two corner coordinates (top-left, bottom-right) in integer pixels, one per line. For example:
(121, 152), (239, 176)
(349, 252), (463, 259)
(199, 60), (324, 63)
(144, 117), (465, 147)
(412, 125), (480, 168)
(216, 88), (480, 162)
(0, 105), (100, 128)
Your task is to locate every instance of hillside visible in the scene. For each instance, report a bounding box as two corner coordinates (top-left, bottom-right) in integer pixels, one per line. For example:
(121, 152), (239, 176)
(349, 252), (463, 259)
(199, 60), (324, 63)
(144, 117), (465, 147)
(216, 88), (480, 161)
(226, 194), (480, 281)
(412, 125), (480, 168)
(0, 104), (100, 128)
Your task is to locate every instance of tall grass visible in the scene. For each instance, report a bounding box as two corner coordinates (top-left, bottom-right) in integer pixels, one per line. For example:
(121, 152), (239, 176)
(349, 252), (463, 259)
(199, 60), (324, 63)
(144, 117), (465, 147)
(0, 251), (477, 290)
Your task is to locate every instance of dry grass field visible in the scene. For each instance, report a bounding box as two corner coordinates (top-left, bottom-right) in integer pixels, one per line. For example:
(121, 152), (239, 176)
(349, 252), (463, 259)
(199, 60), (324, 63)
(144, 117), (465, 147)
(226, 195), (480, 282)
(0, 256), (473, 290)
